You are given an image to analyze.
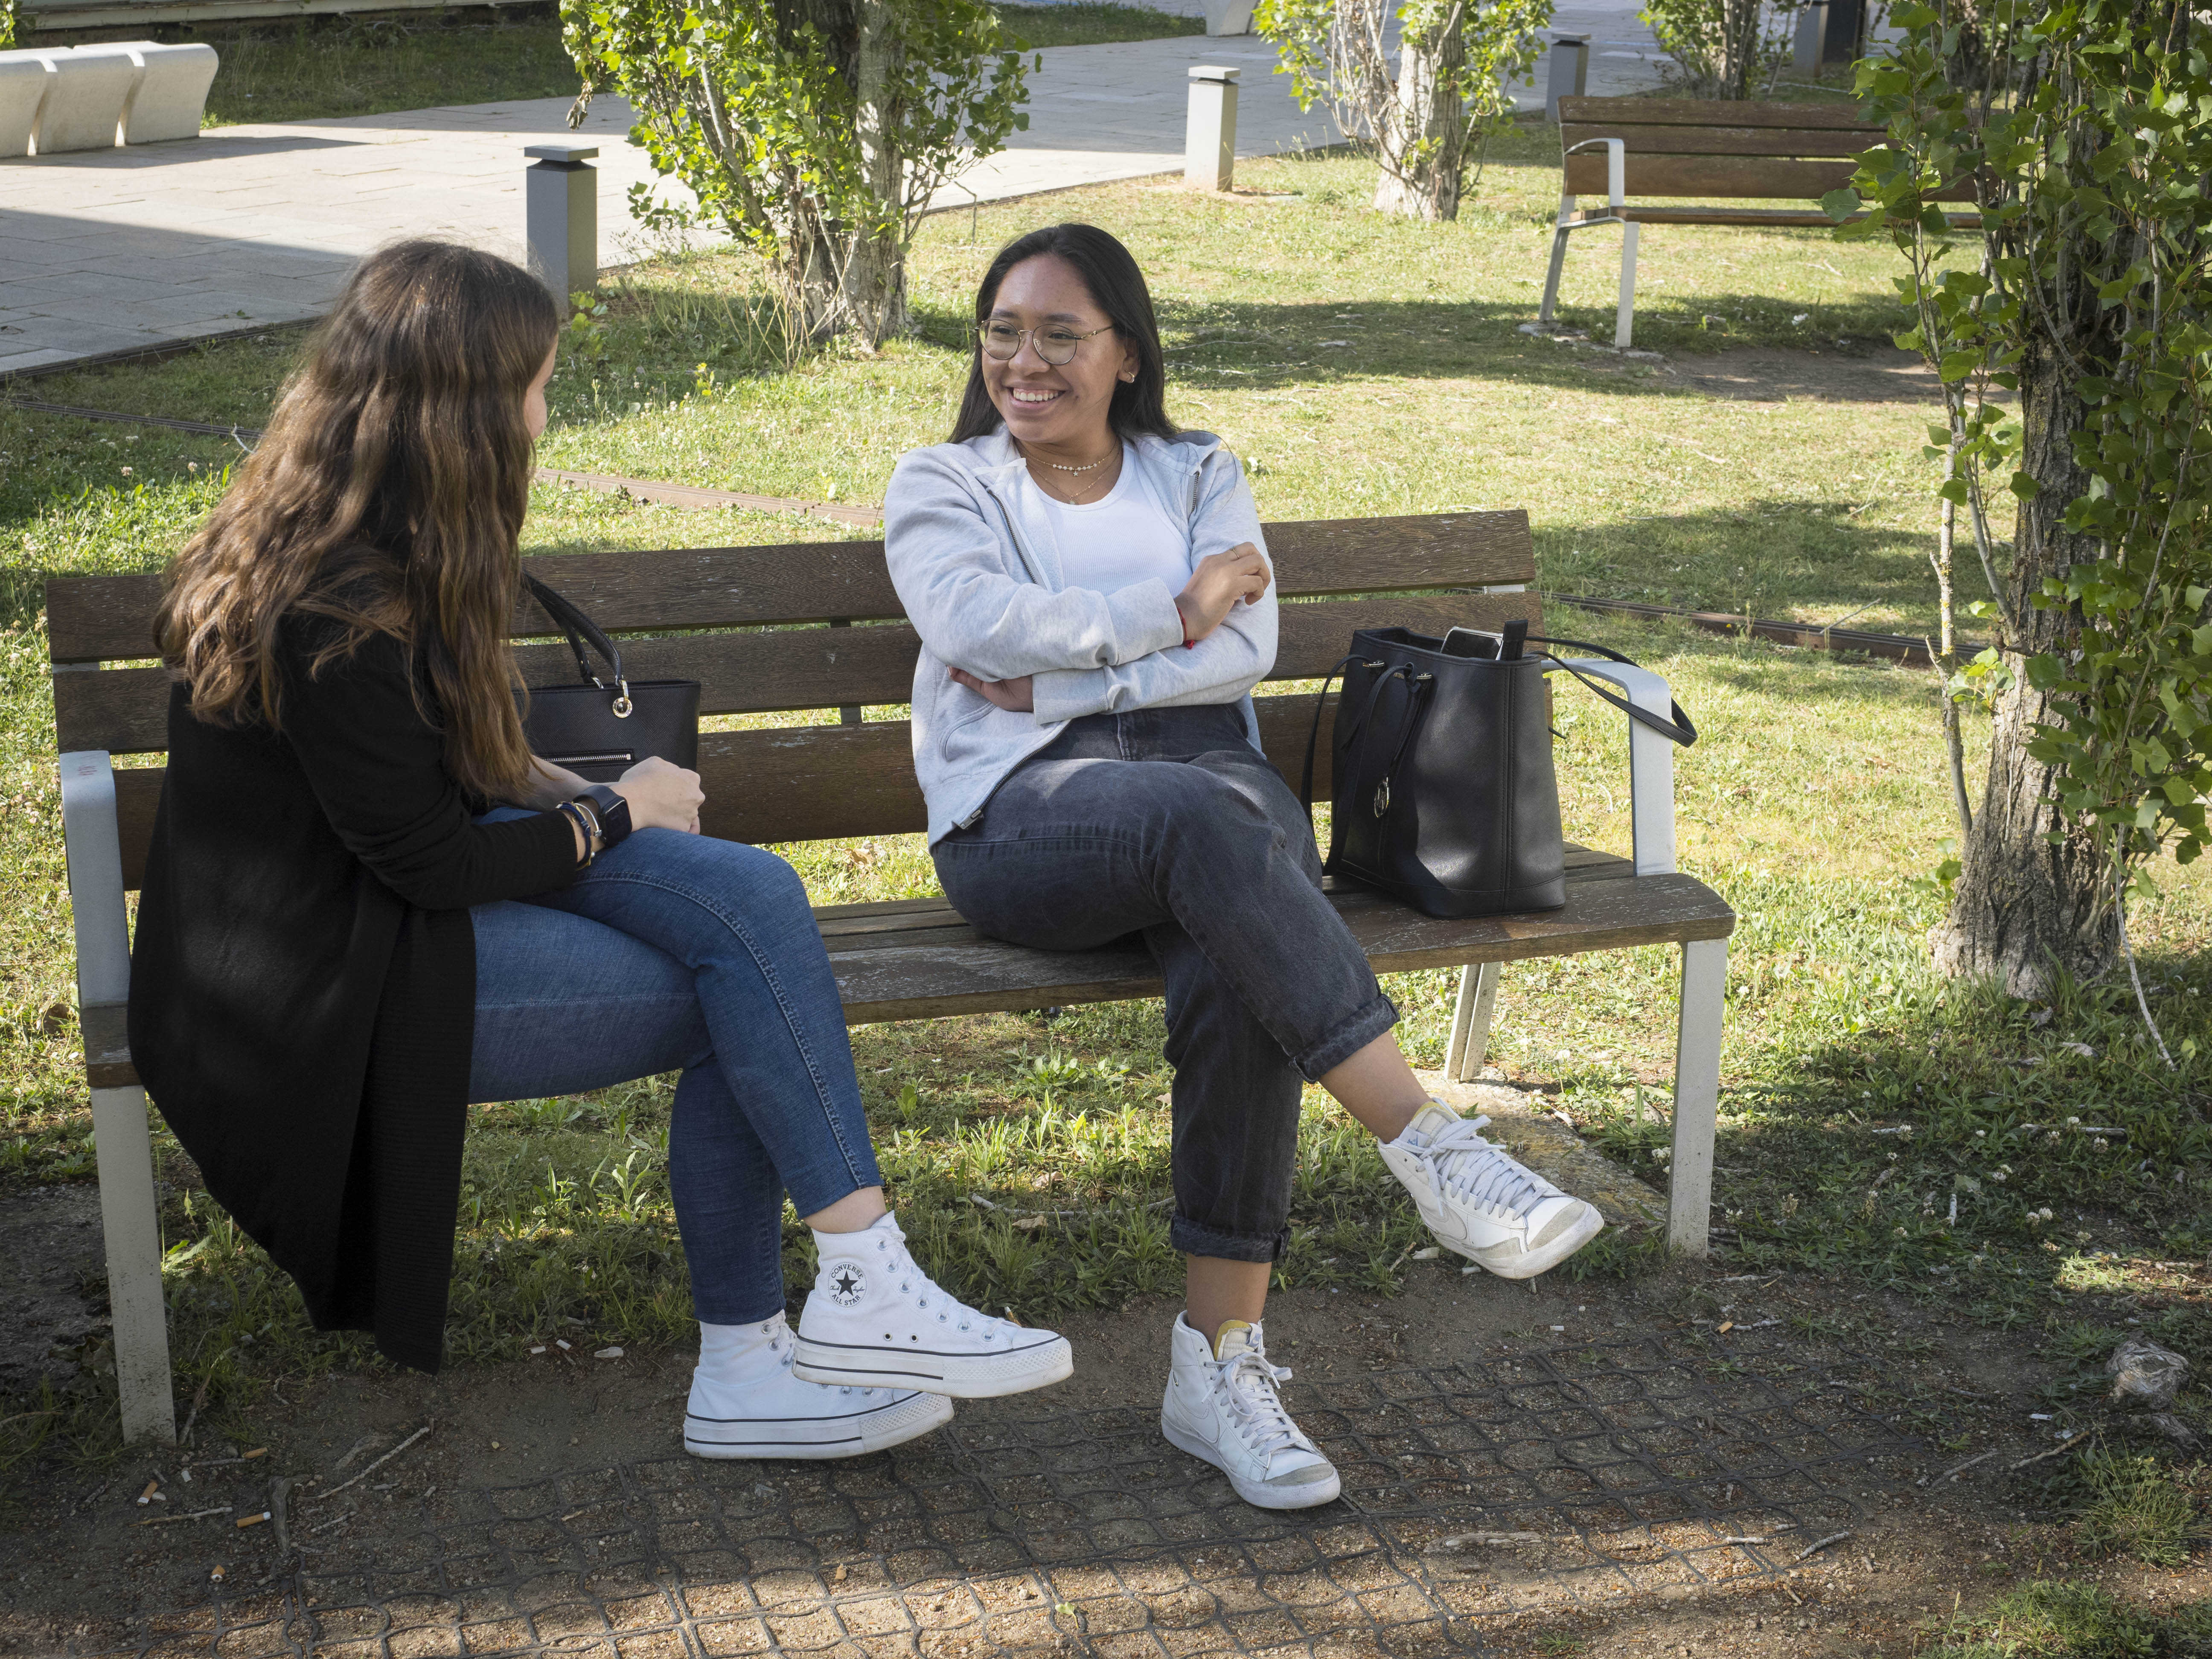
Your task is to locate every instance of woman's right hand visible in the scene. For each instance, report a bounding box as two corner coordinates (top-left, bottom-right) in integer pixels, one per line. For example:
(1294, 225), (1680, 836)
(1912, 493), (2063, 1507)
(615, 755), (704, 834)
(1176, 542), (1272, 645)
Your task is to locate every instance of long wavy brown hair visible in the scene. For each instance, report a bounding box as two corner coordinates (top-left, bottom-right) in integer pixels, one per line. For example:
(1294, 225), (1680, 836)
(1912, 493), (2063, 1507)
(156, 239), (561, 803)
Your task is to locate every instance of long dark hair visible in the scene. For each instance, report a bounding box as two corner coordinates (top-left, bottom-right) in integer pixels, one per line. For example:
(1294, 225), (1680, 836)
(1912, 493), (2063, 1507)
(156, 239), (560, 804)
(949, 224), (1179, 445)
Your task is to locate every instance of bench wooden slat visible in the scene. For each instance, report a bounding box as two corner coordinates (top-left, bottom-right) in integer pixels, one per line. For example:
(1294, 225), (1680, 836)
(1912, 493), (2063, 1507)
(81, 843), (1688, 1082)
(1565, 154), (1863, 201)
(54, 593), (1543, 757)
(1560, 122), (1875, 159)
(47, 511), (1537, 664)
(1557, 96), (1877, 131)
(830, 873), (1734, 1023)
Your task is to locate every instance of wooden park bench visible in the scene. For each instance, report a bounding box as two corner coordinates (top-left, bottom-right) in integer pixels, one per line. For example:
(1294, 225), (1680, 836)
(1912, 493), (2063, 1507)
(1537, 95), (1982, 349)
(50, 510), (1735, 1445)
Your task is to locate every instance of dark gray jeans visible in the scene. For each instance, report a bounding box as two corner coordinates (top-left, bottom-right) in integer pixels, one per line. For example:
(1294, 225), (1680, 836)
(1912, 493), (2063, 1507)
(932, 704), (1398, 1263)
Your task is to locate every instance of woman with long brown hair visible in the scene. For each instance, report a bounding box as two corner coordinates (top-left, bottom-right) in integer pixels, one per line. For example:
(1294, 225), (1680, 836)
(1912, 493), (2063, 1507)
(131, 240), (1071, 1457)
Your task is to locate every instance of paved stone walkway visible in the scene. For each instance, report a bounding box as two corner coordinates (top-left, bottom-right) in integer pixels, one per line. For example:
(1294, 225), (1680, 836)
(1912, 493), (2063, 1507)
(0, 13), (1664, 374)
(67, 1324), (1927, 1658)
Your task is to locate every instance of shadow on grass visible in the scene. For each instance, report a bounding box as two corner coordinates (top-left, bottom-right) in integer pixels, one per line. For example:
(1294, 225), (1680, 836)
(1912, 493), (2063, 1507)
(1539, 496), (1956, 645)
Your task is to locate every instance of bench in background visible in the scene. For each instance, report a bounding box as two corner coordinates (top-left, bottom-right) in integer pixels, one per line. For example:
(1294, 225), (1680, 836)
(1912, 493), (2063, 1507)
(49, 509), (1735, 1445)
(1537, 96), (1981, 349)
(0, 41), (217, 157)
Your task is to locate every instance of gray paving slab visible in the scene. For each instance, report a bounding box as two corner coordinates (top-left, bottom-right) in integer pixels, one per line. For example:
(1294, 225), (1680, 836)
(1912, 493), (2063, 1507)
(0, 14), (1662, 373)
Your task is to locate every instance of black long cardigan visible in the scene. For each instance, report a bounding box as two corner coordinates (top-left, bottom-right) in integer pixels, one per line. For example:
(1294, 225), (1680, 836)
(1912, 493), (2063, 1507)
(128, 617), (581, 1371)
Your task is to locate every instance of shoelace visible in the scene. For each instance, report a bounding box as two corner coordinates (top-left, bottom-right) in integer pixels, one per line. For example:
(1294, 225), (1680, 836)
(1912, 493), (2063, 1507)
(877, 1233), (1008, 1343)
(764, 1317), (877, 1397)
(1214, 1347), (1310, 1464)
(1413, 1115), (1559, 1221)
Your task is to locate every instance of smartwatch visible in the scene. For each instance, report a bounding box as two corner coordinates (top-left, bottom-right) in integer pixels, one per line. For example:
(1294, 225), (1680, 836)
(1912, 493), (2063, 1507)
(573, 784), (633, 853)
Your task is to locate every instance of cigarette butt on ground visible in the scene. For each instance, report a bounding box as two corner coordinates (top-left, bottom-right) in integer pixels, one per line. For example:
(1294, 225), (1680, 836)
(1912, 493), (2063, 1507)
(243, 1448), (267, 1460)
(138, 1479), (159, 1502)
(1717, 1321), (1735, 1334)
(236, 1512), (269, 1528)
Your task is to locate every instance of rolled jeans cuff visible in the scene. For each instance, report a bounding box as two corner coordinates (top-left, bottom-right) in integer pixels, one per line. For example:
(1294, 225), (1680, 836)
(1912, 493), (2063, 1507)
(1171, 1215), (1291, 1264)
(1292, 991), (1399, 1082)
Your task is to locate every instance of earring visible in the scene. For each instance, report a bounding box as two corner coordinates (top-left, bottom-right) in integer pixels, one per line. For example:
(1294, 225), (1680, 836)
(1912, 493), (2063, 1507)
(1120, 372), (1136, 382)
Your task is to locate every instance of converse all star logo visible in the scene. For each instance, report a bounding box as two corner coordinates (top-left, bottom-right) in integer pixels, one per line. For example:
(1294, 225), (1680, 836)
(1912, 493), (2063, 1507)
(827, 1264), (867, 1306)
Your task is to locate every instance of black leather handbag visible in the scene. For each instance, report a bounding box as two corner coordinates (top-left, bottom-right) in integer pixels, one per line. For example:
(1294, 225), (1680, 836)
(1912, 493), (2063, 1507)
(517, 573), (701, 784)
(1301, 624), (1695, 920)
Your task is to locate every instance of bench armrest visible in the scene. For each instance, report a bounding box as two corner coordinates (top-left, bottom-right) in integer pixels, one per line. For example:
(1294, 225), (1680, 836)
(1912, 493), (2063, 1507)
(1554, 661), (1677, 876)
(60, 750), (133, 1008)
(1563, 136), (1625, 210)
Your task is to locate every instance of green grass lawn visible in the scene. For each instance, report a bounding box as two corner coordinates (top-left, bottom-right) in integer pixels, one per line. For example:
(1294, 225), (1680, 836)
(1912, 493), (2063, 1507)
(3, 140), (2206, 1504)
(155, 3), (1199, 128)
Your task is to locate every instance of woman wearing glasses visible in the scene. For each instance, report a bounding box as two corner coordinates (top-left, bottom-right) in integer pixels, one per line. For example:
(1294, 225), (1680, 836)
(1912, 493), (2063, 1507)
(883, 223), (1603, 1511)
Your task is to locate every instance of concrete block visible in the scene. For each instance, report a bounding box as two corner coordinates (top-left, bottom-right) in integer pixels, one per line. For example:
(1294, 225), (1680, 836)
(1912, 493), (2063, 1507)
(1545, 34), (1589, 122)
(30, 46), (142, 154)
(119, 42), (218, 144)
(1184, 66), (1239, 191)
(0, 51), (57, 159)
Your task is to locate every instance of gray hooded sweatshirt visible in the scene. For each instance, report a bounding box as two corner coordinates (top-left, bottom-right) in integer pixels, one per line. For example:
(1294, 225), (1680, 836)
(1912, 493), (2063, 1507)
(884, 427), (1278, 843)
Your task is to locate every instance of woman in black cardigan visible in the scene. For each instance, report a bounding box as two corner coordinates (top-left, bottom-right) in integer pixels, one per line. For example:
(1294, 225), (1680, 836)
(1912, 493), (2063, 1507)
(130, 241), (1071, 1459)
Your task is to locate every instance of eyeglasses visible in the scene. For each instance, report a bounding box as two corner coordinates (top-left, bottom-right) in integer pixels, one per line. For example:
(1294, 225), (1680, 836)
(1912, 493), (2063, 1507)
(977, 320), (1115, 366)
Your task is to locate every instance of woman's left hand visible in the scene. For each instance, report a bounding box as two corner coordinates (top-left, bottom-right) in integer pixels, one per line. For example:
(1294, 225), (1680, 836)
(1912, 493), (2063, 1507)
(948, 667), (1034, 712)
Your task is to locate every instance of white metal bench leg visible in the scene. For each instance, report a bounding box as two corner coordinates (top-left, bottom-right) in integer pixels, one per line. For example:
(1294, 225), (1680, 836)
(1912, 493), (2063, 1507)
(1538, 204), (1575, 327)
(1614, 220), (1640, 349)
(1667, 936), (1726, 1256)
(62, 747), (177, 1446)
(92, 1083), (177, 1445)
(1444, 961), (1501, 1083)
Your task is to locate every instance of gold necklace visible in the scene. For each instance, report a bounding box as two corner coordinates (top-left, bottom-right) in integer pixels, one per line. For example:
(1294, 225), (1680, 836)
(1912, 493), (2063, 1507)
(1021, 441), (1118, 504)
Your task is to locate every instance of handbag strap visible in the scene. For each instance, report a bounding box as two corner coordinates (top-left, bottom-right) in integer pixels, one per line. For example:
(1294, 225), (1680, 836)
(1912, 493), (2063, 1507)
(1525, 633), (1698, 746)
(1300, 653), (1378, 821)
(524, 573), (628, 692)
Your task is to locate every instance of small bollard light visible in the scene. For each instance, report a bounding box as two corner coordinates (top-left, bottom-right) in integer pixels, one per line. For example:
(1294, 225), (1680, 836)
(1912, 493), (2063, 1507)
(1544, 34), (1590, 122)
(1791, 1), (1831, 68)
(1184, 66), (1240, 192)
(525, 141), (600, 306)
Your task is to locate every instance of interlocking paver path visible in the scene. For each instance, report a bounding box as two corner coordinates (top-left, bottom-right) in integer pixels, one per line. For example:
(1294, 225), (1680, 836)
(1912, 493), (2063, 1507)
(67, 1325), (1933, 1658)
(0, 10), (1665, 375)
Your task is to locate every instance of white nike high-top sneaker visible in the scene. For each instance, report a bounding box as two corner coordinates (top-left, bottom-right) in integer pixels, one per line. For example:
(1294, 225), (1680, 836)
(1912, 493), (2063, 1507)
(1160, 1314), (1340, 1510)
(793, 1212), (1074, 1397)
(684, 1313), (953, 1460)
(1380, 1101), (1604, 1278)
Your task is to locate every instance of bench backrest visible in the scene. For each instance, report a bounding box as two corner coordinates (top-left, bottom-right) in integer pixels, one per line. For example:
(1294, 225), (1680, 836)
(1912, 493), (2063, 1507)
(1557, 96), (1974, 203)
(48, 512), (1541, 889)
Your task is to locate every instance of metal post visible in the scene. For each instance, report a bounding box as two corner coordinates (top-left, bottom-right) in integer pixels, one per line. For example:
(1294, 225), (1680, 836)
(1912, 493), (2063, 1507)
(1545, 34), (1589, 123)
(1792, 1), (1831, 68)
(525, 142), (599, 307)
(1822, 0), (1863, 67)
(1445, 961), (1502, 1083)
(1666, 937), (1728, 1257)
(1185, 66), (1240, 192)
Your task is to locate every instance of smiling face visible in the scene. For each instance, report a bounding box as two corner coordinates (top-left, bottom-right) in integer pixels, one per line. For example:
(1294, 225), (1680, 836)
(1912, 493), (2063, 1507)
(981, 253), (1138, 459)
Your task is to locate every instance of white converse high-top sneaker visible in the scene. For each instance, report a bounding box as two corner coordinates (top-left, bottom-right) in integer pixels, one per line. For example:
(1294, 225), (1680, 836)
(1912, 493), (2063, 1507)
(1160, 1315), (1340, 1511)
(683, 1313), (952, 1460)
(1380, 1102), (1604, 1278)
(792, 1212), (1074, 1398)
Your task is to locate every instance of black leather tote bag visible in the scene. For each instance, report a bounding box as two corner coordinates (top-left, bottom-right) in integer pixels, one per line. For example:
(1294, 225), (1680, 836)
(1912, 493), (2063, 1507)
(1300, 625), (1695, 920)
(517, 573), (701, 783)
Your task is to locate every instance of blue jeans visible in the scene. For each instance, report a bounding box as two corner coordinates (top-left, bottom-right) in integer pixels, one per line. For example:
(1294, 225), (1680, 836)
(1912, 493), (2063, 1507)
(932, 705), (1398, 1265)
(467, 819), (880, 1324)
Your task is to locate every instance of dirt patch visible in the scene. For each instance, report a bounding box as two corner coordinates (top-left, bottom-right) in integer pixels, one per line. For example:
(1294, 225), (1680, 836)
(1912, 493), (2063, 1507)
(1558, 341), (1958, 406)
(7, 1236), (2202, 1657)
(0, 1180), (109, 1392)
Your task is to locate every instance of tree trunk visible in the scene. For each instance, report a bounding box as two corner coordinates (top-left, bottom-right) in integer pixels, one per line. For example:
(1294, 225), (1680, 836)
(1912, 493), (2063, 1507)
(1371, 21), (1466, 221)
(845, 0), (910, 344)
(1931, 329), (2116, 996)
